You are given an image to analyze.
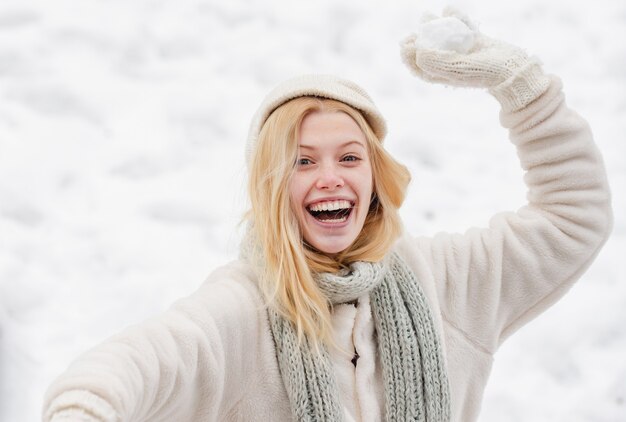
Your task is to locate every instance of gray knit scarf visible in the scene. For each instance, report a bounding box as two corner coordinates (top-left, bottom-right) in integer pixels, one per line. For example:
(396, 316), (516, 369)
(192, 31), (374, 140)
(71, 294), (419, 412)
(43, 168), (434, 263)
(268, 252), (451, 421)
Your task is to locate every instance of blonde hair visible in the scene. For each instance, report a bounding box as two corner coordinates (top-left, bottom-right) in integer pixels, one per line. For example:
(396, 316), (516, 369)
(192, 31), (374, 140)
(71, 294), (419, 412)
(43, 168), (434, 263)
(246, 97), (410, 347)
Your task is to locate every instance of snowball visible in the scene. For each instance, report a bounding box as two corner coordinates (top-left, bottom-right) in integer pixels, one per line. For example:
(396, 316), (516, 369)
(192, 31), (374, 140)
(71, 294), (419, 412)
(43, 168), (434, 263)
(417, 16), (476, 53)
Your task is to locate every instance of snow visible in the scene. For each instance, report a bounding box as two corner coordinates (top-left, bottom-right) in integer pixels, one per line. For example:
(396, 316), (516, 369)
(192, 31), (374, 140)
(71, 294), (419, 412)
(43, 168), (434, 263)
(417, 15), (476, 53)
(1, 0), (625, 421)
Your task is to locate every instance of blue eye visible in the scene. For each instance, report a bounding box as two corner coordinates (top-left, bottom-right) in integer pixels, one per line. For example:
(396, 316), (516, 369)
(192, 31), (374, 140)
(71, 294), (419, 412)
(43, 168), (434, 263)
(297, 158), (312, 166)
(342, 155), (360, 162)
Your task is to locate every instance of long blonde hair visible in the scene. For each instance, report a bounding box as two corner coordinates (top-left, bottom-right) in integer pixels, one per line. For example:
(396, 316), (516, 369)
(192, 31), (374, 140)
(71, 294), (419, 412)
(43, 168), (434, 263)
(246, 96), (410, 347)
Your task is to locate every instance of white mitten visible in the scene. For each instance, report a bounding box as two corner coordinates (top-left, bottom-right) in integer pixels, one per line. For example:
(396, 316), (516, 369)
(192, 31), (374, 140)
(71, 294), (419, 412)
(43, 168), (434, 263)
(400, 7), (551, 112)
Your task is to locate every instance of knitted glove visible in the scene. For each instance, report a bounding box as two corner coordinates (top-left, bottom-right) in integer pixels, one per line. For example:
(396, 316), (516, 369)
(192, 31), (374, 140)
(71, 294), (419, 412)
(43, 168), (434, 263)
(400, 7), (551, 112)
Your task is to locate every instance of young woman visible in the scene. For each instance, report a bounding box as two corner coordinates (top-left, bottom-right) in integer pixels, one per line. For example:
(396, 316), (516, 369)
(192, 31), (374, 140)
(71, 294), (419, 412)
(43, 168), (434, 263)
(42, 10), (612, 422)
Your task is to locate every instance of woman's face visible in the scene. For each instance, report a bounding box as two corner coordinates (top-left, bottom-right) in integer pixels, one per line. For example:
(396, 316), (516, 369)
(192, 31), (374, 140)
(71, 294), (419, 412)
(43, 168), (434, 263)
(290, 110), (373, 255)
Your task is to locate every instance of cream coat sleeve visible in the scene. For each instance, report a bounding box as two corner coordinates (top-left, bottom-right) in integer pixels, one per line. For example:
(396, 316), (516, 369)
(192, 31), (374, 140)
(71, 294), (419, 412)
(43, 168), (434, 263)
(411, 75), (613, 353)
(42, 262), (278, 422)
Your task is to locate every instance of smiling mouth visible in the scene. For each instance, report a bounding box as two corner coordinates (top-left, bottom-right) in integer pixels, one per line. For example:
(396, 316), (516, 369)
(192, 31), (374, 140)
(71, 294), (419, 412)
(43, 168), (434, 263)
(307, 200), (354, 223)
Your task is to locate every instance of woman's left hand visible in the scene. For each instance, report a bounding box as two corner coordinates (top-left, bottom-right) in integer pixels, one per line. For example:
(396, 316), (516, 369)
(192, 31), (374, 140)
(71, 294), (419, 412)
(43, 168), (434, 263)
(400, 7), (551, 111)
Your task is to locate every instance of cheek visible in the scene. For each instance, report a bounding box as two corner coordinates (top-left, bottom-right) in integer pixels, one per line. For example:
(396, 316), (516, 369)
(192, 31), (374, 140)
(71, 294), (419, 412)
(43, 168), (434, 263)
(288, 174), (306, 210)
(361, 167), (374, 197)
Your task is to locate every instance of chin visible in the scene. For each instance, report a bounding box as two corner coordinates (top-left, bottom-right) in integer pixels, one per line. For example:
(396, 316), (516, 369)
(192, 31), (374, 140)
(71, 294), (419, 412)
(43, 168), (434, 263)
(312, 242), (350, 255)
(305, 233), (359, 256)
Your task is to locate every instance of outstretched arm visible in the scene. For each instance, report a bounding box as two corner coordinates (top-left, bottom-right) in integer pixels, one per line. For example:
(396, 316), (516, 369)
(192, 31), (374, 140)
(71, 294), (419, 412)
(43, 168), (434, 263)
(399, 9), (613, 352)
(42, 264), (265, 422)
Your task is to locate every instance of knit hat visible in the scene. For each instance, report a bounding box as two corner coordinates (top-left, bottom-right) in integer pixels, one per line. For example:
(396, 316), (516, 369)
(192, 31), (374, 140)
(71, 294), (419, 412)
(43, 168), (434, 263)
(245, 74), (387, 166)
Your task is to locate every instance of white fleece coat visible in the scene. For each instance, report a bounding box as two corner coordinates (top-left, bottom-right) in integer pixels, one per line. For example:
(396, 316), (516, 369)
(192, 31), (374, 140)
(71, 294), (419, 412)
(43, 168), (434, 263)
(42, 76), (612, 422)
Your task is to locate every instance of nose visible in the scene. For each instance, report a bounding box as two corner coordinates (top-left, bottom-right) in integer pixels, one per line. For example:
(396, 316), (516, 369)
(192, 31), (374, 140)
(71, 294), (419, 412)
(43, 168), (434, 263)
(315, 164), (344, 190)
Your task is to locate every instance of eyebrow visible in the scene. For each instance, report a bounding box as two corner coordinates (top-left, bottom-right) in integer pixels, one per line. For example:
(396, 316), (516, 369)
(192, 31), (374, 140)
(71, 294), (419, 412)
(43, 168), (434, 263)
(299, 140), (366, 150)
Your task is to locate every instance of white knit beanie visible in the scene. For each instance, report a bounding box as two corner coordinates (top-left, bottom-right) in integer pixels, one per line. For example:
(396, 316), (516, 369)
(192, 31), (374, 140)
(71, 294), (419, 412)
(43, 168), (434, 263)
(245, 74), (387, 166)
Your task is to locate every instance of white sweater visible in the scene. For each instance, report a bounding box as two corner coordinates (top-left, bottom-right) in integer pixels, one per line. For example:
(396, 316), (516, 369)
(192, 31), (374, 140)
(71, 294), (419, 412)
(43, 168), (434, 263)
(42, 76), (612, 422)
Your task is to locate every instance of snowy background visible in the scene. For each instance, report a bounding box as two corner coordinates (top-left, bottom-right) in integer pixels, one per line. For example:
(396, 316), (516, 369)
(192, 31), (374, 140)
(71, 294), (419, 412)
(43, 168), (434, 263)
(1, 0), (624, 420)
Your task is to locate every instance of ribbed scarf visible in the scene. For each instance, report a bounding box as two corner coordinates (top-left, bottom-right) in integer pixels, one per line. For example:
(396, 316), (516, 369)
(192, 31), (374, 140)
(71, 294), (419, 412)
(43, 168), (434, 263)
(268, 252), (451, 421)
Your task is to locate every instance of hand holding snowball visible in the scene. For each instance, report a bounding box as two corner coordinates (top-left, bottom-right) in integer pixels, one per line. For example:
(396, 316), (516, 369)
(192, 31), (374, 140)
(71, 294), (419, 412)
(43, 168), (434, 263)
(400, 7), (551, 111)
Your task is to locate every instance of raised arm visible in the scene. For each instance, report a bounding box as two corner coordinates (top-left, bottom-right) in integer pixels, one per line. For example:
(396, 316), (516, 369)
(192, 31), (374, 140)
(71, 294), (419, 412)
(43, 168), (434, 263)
(398, 9), (613, 352)
(42, 262), (267, 422)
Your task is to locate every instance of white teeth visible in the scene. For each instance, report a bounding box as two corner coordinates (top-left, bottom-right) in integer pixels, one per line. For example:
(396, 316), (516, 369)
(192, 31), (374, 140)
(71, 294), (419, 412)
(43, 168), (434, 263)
(323, 216), (348, 223)
(308, 199), (352, 212)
